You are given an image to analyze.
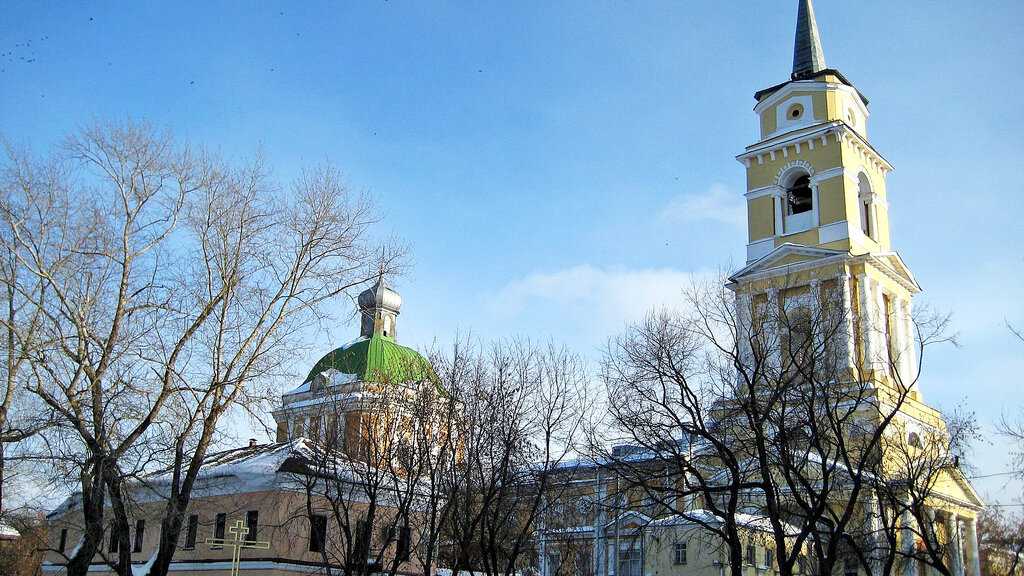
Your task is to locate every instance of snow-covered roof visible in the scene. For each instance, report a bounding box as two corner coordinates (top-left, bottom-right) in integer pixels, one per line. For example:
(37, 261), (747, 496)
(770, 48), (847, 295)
(649, 509), (803, 536)
(0, 522), (19, 539)
(49, 438), (372, 518)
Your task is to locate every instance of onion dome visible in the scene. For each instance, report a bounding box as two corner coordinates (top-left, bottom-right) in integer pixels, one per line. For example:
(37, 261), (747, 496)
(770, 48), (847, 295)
(357, 277), (403, 314)
(357, 276), (402, 339)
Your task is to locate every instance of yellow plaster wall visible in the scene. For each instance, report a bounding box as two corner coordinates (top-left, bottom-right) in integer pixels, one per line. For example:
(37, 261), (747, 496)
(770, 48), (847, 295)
(774, 228), (818, 248)
(747, 196), (775, 241)
(816, 177), (846, 226)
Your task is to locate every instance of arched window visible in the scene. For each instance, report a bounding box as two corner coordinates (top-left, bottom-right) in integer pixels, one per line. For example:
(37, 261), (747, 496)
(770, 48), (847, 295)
(858, 173), (874, 239)
(908, 431), (922, 449)
(787, 174), (813, 215)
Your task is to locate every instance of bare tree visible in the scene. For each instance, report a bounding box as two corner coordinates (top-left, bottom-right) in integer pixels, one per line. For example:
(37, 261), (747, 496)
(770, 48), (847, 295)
(433, 338), (591, 576)
(598, 274), (962, 576)
(0, 119), (396, 576)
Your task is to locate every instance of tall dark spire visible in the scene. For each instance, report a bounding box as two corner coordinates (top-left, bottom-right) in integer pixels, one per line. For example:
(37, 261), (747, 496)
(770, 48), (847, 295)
(792, 0), (827, 79)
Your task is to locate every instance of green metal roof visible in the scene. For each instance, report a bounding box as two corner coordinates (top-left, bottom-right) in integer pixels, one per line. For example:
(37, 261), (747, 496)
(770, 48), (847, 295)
(302, 333), (436, 386)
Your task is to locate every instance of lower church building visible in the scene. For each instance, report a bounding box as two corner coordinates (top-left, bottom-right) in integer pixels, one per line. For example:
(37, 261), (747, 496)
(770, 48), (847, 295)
(44, 2), (983, 576)
(44, 278), (445, 575)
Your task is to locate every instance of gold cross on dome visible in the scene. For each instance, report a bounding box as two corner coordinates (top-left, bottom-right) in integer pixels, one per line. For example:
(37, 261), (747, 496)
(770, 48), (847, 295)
(205, 519), (271, 576)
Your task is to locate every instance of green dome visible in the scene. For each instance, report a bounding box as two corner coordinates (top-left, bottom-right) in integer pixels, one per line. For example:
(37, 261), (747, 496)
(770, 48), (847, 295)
(303, 333), (436, 385)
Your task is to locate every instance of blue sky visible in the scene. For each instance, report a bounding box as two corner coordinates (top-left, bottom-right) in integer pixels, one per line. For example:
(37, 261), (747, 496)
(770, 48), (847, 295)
(2, 2), (1022, 506)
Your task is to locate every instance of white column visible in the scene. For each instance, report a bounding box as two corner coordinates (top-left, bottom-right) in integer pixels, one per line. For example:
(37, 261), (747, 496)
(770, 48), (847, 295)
(766, 288), (781, 373)
(839, 274), (857, 371)
(736, 294), (754, 367)
(965, 517), (981, 576)
(900, 299), (917, 389)
(858, 274), (876, 372)
(890, 295), (906, 382)
(947, 513), (964, 576)
(864, 495), (883, 576)
(772, 187), (785, 236)
(902, 508), (918, 576)
(926, 508), (940, 576)
(810, 179), (821, 228)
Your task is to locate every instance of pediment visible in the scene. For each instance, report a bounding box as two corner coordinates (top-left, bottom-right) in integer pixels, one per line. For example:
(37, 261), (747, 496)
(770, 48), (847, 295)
(931, 466), (986, 511)
(605, 510), (652, 532)
(729, 243), (847, 284)
(866, 252), (922, 293)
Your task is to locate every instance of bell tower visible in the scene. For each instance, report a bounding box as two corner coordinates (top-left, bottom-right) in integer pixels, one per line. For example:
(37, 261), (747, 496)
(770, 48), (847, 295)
(729, 0), (921, 395)
(738, 0), (892, 265)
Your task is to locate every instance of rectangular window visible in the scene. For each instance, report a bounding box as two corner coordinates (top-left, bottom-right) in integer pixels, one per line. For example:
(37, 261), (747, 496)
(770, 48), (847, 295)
(212, 513), (226, 548)
(245, 510), (259, 542)
(58, 528), (68, 553)
(765, 548), (773, 569)
(108, 524), (119, 553)
(548, 552), (561, 576)
(843, 557), (858, 576)
(184, 515), (199, 550)
(396, 525), (411, 562)
(745, 544), (756, 565)
(673, 541), (687, 565)
(618, 547), (641, 576)
(133, 519), (145, 553)
(309, 514), (327, 553)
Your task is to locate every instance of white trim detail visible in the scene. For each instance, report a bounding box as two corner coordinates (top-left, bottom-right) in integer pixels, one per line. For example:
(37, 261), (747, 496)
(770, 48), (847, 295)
(818, 220), (851, 244)
(773, 160), (815, 186)
(746, 238), (775, 262)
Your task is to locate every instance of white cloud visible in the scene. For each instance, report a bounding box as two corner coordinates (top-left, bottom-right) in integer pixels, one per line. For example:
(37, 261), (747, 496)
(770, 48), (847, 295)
(658, 183), (746, 227)
(486, 265), (719, 348)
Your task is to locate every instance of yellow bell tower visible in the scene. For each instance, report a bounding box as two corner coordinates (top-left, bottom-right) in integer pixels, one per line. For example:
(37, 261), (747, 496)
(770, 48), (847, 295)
(727, 6), (984, 575)
(738, 0), (892, 262)
(731, 0), (920, 395)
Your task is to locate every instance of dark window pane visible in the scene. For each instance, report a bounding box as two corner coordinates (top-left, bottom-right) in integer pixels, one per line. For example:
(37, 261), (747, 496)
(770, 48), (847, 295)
(133, 519), (145, 553)
(245, 510), (259, 542)
(108, 525), (119, 553)
(184, 515), (199, 550)
(214, 513), (226, 543)
(309, 515), (327, 553)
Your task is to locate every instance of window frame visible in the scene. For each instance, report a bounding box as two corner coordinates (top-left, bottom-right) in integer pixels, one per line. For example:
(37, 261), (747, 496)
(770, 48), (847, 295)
(183, 514), (199, 550)
(133, 519), (145, 553)
(309, 514), (328, 553)
(245, 510), (259, 542)
(672, 541), (688, 565)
